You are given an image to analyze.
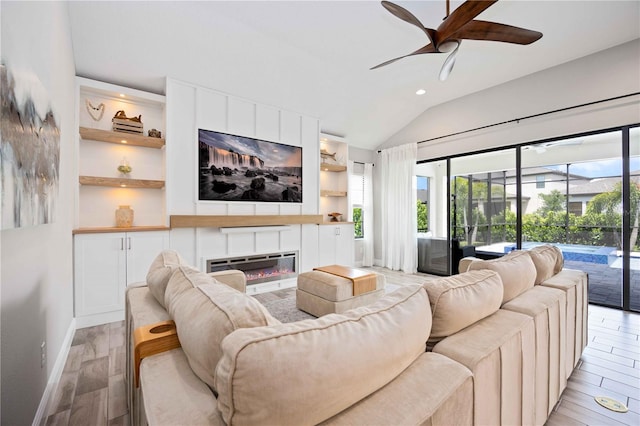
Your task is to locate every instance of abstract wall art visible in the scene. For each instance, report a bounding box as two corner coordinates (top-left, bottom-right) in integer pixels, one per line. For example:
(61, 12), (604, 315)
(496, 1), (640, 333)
(1, 64), (60, 229)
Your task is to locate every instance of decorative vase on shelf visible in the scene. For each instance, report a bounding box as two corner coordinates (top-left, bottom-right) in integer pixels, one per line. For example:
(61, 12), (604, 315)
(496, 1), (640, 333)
(117, 157), (132, 177)
(115, 205), (134, 228)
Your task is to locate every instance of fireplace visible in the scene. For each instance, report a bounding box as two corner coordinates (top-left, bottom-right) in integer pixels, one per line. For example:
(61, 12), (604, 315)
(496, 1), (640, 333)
(206, 251), (298, 286)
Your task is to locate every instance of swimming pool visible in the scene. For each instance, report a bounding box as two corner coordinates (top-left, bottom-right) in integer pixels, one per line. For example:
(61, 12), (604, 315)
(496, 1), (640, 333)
(504, 242), (615, 264)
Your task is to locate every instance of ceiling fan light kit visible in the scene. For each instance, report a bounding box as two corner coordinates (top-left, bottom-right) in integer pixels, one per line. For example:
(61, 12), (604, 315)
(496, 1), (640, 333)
(373, 0), (543, 80)
(439, 41), (460, 81)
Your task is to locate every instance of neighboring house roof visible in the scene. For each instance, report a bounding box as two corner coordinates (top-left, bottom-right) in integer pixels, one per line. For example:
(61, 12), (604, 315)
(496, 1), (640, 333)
(505, 166), (590, 181)
(569, 174), (640, 196)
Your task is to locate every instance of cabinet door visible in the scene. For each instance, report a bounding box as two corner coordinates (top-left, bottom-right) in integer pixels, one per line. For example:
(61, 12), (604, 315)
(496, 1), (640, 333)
(334, 224), (354, 266)
(125, 231), (170, 284)
(74, 233), (126, 317)
(318, 226), (337, 266)
(317, 224), (354, 267)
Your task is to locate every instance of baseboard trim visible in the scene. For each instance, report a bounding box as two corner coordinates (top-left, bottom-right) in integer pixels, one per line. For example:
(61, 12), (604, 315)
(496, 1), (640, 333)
(32, 317), (76, 426)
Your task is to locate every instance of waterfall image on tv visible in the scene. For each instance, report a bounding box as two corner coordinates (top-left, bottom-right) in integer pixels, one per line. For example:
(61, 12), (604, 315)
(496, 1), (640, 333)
(199, 129), (302, 202)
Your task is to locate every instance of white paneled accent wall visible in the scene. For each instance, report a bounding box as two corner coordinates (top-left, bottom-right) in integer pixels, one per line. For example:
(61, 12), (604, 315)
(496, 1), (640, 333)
(166, 79), (320, 283)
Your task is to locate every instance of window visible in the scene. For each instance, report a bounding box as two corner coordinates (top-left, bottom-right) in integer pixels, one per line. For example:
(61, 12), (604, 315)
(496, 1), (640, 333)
(536, 175), (546, 189)
(417, 176), (429, 232)
(568, 201), (583, 216)
(350, 163), (365, 238)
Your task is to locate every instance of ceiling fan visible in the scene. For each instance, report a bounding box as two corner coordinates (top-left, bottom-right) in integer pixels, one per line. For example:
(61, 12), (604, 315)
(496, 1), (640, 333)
(372, 0), (543, 80)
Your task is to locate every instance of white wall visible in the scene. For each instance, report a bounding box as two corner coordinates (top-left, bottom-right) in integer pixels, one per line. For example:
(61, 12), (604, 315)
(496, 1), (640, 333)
(1, 2), (76, 424)
(165, 79), (320, 275)
(380, 39), (640, 160)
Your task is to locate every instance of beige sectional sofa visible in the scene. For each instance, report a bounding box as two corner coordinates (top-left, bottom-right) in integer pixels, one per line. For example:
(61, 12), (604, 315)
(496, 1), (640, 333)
(126, 245), (587, 425)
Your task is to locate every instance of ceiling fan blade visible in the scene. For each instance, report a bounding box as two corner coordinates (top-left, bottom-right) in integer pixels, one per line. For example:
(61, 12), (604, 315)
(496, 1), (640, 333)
(370, 43), (437, 70)
(439, 41), (460, 81)
(381, 1), (436, 44)
(437, 0), (498, 44)
(453, 20), (542, 44)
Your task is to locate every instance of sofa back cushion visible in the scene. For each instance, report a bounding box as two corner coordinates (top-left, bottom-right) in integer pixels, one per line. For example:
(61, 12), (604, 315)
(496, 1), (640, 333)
(424, 270), (503, 341)
(214, 285), (431, 425)
(528, 244), (564, 284)
(467, 250), (537, 304)
(146, 250), (190, 307)
(164, 266), (280, 391)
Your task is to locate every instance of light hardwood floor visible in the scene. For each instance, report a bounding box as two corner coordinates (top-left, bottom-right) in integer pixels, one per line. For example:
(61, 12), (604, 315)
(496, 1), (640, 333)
(45, 322), (127, 425)
(546, 304), (640, 426)
(45, 268), (639, 426)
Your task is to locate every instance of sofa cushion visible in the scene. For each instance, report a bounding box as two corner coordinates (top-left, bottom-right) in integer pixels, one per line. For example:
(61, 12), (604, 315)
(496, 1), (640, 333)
(139, 348), (224, 426)
(467, 250), (537, 304)
(424, 270), (503, 344)
(164, 266), (280, 391)
(320, 353), (473, 426)
(433, 309), (536, 426)
(501, 285), (567, 423)
(528, 244), (564, 284)
(146, 250), (190, 307)
(215, 285), (432, 425)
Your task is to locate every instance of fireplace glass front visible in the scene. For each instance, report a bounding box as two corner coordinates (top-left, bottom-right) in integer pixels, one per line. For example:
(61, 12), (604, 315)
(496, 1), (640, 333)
(207, 251), (298, 286)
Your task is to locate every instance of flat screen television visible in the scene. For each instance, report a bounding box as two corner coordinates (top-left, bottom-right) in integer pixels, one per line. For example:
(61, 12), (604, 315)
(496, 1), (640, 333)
(198, 128), (303, 202)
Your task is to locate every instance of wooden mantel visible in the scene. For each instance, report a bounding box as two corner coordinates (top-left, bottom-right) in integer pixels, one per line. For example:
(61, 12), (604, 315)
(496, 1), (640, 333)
(170, 215), (323, 228)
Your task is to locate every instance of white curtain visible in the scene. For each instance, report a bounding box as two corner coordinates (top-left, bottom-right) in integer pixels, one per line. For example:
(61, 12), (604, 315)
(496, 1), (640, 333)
(379, 143), (418, 273)
(347, 160), (354, 222)
(362, 163), (374, 266)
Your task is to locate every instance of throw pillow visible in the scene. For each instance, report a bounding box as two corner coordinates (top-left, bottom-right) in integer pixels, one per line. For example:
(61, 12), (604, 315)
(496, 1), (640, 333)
(467, 249), (537, 304)
(146, 250), (189, 307)
(164, 266), (280, 392)
(424, 270), (503, 346)
(528, 244), (564, 284)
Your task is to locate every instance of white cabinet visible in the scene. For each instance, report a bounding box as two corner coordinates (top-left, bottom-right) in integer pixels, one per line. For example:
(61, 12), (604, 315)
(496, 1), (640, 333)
(318, 224), (354, 266)
(74, 230), (169, 327)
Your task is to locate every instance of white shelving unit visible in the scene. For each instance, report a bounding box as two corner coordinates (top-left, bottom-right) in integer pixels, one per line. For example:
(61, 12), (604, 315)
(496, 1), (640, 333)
(75, 77), (167, 230)
(319, 134), (349, 223)
(73, 78), (170, 326)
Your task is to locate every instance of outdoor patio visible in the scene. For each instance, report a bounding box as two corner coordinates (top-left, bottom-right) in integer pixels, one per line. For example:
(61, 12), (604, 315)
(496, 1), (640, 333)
(564, 259), (640, 311)
(475, 242), (640, 311)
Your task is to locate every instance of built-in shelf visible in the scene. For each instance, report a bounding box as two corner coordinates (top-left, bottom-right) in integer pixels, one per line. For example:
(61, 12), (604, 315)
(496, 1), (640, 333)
(79, 127), (165, 149)
(320, 135), (348, 220)
(321, 190), (347, 197)
(79, 176), (165, 189)
(73, 226), (170, 235)
(170, 215), (323, 228)
(320, 162), (347, 172)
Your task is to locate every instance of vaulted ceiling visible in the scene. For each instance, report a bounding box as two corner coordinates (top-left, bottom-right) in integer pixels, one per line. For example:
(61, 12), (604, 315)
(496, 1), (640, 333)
(68, 1), (640, 150)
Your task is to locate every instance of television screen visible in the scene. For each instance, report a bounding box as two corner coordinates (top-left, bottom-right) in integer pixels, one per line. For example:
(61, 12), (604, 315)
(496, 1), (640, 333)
(198, 128), (303, 202)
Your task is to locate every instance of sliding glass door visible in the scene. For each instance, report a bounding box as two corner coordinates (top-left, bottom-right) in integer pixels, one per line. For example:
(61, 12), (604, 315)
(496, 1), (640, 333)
(628, 127), (639, 311)
(449, 149), (517, 253)
(422, 124), (639, 311)
(522, 131), (624, 308)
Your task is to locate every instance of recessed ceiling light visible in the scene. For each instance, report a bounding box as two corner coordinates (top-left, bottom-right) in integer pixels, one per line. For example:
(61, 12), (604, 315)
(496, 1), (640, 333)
(121, 140), (127, 144)
(416, 89), (426, 96)
(119, 94), (126, 98)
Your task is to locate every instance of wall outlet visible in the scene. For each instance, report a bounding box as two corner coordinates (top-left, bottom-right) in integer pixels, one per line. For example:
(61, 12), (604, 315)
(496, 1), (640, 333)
(40, 341), (46, 368)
